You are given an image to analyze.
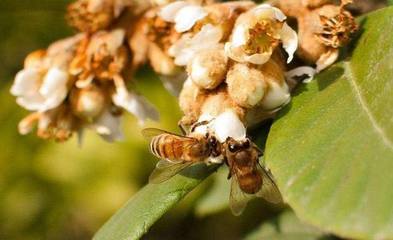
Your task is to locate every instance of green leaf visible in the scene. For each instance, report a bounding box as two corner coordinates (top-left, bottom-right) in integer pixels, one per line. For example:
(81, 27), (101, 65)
(195, 167), (231, 217)
(93, 164), (216, 240)
(245, 210), (334, 240)
(265, 7), (393, 240)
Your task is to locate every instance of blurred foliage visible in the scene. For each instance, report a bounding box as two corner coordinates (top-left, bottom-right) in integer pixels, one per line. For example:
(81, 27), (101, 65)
(0, 1), (181, 239)
(245, 211), (335, 240)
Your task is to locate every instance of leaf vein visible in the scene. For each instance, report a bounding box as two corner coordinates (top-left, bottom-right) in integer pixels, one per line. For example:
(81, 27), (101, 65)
(345, 62), (393, 151)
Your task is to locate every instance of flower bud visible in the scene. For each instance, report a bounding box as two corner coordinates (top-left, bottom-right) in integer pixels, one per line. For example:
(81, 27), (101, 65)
(178, 78), (207, 125)
(189, 48), (227, 89)
(70, 84), (107, 121)
(67, 0), (114, 33)
(24, 50), (46, 69)
(226, 63), (267, 109)
(200, 86), (245, 122)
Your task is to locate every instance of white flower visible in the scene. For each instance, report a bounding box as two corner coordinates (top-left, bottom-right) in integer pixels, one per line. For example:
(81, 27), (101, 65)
(89, 110), (124, 142)
(225, 4), (298, 65)
(112, 76), (159, 125)
(259, 81), (291, 110)
(211, 110), (246, 143)
(159, 1), (208, 33)
(11, 67), (69, 112)
(169, 24), (223, 66)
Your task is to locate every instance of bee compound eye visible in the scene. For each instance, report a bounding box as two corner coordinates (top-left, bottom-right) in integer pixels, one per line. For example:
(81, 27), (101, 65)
(209, 137), (217, 145)
(228, 143), (237, 152)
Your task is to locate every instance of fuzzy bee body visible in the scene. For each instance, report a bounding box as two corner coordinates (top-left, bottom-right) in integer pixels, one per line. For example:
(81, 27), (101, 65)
(149, 133), (210, 162)
(223, 137), (282, 216)
(143, 127), (222, 183)
(225, 137), (263, 194)
(233, 165), (263, 195)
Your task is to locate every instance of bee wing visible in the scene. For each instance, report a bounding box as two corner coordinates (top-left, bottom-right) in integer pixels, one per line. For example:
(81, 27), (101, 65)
(142, 128), (173, 139)
(229, 175), (254, 216)
(142, 128), (188, 140)
(149, 159), (194, 184)
(255, 164), (283, 204)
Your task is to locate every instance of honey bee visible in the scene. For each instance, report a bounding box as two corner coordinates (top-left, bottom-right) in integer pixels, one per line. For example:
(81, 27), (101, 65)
(142, 127), (222, 183)
(223, 137), (282, 216)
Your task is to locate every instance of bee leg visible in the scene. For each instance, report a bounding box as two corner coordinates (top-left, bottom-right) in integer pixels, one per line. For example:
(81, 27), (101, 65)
(227, 164), (233, 179)
(178, 122), (188, 135)
(190, 120), (211, 133)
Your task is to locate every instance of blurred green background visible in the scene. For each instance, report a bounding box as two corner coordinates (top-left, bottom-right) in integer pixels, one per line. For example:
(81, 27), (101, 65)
(0, 1), (283, 239)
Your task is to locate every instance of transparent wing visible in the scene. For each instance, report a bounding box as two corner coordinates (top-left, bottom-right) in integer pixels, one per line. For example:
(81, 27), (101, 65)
(149, 159), (193, 184)
(255, 165), (283, 204)
(142, 128), (175, 139)
(229, 175), (254, 216)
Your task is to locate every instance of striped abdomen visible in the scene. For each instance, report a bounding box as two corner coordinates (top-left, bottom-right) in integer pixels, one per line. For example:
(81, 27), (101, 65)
(150, 134), (206, 162)
(236, 167), (262, 194)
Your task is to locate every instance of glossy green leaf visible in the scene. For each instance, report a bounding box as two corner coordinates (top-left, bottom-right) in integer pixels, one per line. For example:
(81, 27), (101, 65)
(195, 167), (231, 217)
(265, 7), (393, 239)
(93, 164), (216, 240)
(245, 210), (334, 240)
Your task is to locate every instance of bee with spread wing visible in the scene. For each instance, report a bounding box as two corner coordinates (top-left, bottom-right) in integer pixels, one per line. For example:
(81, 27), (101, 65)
(142, 128), (222, 183)
(223, 137), (282, 216)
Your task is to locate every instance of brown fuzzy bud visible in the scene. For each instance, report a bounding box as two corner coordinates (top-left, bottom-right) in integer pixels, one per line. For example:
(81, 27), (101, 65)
(199, 85), (246, 122)
(178, 79), (207, 125)
(227, 54), (287, 109)
(188, 48), (227, 89)
(67, 0), (114, 32)
(70, 84), (107, 121)
(226, 63), (267, 109)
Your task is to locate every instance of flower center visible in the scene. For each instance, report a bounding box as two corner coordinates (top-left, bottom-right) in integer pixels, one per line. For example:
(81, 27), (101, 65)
(318, 11), (357, 48)
(245, 20), (282, 55)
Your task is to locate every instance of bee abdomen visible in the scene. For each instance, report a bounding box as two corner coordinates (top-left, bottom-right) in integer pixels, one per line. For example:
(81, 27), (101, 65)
(150, 134), (183, 160)
(238, 171), (262, 194)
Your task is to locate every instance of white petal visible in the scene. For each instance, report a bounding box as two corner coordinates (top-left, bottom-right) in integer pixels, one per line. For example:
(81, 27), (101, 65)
(253, 4), (286, 22)
(174, 5), (207, 32)
(316, 50), (339, 72)
(169, 24), (222, 66)
(191, 24), (222, 45)
(38, 67), (69, 111)
(11, 68), (41, 96)
(91, 111), (124, 142)
(285, 66), (316, 83)
(159, 1), (190, 22)
(173, 48), (195, 66)
(231, 25), (248, 47)
(260, 82), (291, 110)
(244, 51), (272, 65)
(212, 110), (246, 143)
(16, 95), (46, 111)
(279, 23), (298, 63)
(39, 67), (68, 97)
(112, 91), (159, 125)
(40, 87), (68, 112)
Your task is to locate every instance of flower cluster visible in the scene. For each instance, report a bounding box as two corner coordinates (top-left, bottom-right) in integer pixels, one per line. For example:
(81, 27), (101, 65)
(153, 2), (299, 140)
(12, 0), (357, 143)
(11, 0), (159, 142)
